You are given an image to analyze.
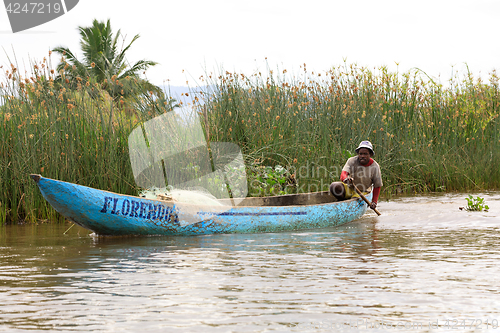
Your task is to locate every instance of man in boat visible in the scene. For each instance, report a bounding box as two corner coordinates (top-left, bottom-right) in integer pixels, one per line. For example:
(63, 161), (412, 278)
(329, 140), (382, 210)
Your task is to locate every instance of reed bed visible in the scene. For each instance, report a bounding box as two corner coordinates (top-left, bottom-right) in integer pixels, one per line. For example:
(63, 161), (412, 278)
(1, 56), (499, 224)
(0, 55), (139, 224)
(200, 63), (500, 196)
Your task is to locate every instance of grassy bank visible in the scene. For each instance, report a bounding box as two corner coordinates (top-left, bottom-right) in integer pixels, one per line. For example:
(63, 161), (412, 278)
(1, 58), (499, 224)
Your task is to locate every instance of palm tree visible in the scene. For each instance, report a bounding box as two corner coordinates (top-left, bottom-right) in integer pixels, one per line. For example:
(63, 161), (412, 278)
(52, 19), (160, 100)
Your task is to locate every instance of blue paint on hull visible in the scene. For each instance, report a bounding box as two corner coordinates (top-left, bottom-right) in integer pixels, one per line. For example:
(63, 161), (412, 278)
(31, 175), (370, 236)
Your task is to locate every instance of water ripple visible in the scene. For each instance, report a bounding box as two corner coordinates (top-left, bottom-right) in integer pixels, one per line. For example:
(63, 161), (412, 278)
(1, 192), (499, 332)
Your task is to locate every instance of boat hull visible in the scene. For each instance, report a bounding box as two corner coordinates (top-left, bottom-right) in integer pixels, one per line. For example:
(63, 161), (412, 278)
(31, 175), (370, 236)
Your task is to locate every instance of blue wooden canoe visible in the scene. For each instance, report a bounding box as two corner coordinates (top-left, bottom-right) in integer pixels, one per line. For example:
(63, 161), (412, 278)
(30, 174), (371, 236)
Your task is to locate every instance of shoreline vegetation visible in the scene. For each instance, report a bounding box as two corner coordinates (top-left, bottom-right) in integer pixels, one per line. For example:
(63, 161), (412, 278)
(1, 55), (499, 224)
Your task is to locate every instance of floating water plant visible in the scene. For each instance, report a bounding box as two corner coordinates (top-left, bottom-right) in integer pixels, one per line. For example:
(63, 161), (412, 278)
(461, 195), (490, 212)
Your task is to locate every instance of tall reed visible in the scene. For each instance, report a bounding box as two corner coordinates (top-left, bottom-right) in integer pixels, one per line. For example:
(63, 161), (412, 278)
(199, 63), (500, 195)
(0, 54), (141, 224)
(1, 57), (499, 224)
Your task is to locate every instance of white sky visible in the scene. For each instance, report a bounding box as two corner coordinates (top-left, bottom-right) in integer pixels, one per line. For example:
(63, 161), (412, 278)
(1, 0), (499, 87)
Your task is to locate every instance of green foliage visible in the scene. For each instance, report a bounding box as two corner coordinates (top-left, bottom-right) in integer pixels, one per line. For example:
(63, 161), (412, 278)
(247, 164), (297, 197)
(464, 195), (490, 212)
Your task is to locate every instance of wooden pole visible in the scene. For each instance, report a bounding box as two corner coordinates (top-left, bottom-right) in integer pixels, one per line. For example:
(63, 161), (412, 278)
(352, 183), (381, 216)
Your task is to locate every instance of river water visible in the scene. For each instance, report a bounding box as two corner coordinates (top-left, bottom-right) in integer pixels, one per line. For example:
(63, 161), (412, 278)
(1, 192), (500, 332)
